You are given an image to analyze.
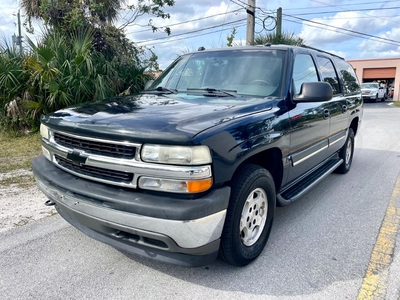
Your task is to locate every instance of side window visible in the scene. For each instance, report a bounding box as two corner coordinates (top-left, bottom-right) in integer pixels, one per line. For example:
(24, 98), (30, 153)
(317, 56), (340, 95)
(334, 58), (360, 95)
(292, 54), (319, 94)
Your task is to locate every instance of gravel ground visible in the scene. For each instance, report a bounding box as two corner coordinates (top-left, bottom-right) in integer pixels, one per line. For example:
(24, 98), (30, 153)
(0, 169), (56, 233)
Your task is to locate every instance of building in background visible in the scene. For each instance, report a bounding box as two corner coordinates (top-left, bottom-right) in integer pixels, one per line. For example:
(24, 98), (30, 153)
(348, 58), (400, 101)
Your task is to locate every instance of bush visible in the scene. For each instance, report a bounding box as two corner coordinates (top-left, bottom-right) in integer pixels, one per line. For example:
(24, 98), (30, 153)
(0, 29), (154, 133)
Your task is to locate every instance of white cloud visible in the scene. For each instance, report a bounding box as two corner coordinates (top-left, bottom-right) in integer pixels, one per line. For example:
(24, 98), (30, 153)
(355, 27), (400, 59)
(0, 1), (20, 41)
(2, 0), (400, 69)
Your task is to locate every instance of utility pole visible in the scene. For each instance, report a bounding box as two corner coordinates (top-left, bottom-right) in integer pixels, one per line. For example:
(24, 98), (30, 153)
(246, 0), (255, 45)
(12, 10), (23, 54)
(276, 7), (282, 37)
(17, 10), (22, 55)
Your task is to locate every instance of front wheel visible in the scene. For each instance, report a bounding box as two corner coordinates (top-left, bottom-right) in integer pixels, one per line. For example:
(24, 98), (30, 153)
(336, 128), (355, 174)
(219, 164), (276, 266)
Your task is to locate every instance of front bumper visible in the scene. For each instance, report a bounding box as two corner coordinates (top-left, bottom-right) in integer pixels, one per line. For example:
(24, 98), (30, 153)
(32, 156), (230, 267)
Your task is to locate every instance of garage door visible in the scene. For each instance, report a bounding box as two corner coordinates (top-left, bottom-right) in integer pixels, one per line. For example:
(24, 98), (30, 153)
(363, 68), (396, 79)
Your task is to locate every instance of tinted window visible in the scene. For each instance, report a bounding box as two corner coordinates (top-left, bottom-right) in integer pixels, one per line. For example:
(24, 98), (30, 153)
(335, 58), (360, 95)
(317, 56), (340, 95)
(292, 54), (319, 94)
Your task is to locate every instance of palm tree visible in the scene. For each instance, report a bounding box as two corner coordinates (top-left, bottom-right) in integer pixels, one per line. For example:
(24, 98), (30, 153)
(253, 31), (305, 46)
(20, 0), (121, 30)
(20, 0), (41, 19)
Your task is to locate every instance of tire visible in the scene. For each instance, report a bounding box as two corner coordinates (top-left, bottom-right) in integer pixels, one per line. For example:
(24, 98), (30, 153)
(336, 128), (355, 174)
(219, 164), (276, 266)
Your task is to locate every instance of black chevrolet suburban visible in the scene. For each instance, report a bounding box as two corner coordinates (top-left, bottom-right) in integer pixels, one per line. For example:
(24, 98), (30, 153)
(32, 45), (363, 267)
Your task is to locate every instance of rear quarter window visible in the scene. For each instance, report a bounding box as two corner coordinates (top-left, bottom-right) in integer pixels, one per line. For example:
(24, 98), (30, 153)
(334, 58), (361, 95)
(317, 56), (341, 95)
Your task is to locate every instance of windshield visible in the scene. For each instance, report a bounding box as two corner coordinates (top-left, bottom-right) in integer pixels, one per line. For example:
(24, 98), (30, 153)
(149, 49), (286, 98)
(361, 83), (379, 89)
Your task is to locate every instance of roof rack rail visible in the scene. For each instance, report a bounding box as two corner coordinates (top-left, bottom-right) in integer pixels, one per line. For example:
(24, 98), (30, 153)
(300, 45), (344, 60)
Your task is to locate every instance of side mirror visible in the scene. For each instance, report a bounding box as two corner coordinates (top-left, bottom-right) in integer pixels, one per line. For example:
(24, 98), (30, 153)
(293, 82), (333, 103)
(144, 80), (154, 91)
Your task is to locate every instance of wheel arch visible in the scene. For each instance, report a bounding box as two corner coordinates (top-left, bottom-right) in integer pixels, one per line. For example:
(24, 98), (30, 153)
(350, 117), (359, 136)
(229, 147), (283, 194)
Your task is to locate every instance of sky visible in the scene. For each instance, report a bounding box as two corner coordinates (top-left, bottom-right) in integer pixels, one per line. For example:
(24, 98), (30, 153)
(1, 0), (400, 69)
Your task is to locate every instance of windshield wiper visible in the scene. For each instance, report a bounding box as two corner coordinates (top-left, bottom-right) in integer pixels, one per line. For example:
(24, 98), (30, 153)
(144, 86), (178, 94)
(187, 87), (237, 97)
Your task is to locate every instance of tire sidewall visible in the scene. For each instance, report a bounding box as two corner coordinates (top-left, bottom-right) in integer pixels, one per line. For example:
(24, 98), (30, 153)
(223, 166), (276, 265)
(342, 128), (355, 172)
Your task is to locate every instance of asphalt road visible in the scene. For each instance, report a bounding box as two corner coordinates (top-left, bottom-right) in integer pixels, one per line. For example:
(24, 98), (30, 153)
(1, 101), (400, 300)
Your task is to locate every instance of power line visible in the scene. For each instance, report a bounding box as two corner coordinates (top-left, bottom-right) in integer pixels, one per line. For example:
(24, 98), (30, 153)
(135, 19), (246, 45)
(218, 1), (231, 45)
(309, 0), (400, 26)
(285, 18), (400, 47)
(284, 0), (400, 11)
(312, 15), (398, 20)
(126, 9), (243, 33)
(235, 0), (251, 7)
(136, 22), (247, 46)
(284, 14), (400, 47)
(229, 0), (247, 10)
(291, 6), (400, 16)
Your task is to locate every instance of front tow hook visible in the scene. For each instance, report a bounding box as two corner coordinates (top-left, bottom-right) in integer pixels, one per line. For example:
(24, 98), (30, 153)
(44, 200), (56, 206)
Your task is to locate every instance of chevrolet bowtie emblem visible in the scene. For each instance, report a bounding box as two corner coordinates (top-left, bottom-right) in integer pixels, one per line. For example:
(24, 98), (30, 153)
(67, 150), (88, 166)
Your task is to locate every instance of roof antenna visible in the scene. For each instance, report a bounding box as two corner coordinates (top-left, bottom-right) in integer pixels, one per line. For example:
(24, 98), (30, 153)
(198, 47), (205, 51)
(265, 43), (271, 47)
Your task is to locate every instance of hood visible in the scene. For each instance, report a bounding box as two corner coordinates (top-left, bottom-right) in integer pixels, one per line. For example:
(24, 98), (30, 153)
(361, 88), (378, 91)
(43, 93), (274, 144)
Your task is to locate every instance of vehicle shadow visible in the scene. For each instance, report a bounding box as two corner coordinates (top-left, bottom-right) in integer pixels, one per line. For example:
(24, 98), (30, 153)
(118, 147), (400, 298)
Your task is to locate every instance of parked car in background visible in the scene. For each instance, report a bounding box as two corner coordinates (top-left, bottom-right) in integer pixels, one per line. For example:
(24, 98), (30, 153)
(361, 83), (386, 102)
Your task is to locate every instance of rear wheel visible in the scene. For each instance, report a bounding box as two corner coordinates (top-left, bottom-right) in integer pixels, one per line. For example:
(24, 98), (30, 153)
(336, 128), (355, 174)
(219, 164), (276, 266)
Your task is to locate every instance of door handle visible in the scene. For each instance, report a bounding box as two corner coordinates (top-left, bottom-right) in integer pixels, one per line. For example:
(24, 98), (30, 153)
(323, 109), (330, 119)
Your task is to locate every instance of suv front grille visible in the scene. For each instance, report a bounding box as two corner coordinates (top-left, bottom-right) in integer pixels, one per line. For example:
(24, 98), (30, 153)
(55, 154), (133, 183)
(54, 132), (136, 159)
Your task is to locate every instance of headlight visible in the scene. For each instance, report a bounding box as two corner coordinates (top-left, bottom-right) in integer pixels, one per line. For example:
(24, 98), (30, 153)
(138, 177), (213, 193)
(141, 145), (211, 165)
(40, 123), (49, 140)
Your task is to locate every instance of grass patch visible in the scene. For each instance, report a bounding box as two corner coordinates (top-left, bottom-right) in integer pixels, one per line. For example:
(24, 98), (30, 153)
(393, 101), (400, 107)
(0, 132), (42, 173)
(0, 174), (36, 189)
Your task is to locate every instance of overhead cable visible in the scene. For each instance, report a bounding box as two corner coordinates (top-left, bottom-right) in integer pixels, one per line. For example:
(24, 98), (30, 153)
(135, 19), (246, 45)
(284, 14), (400, 47)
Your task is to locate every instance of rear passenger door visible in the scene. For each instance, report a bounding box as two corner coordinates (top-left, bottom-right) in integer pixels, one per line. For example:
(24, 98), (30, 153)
(334, 58), (362, 135)
(316, 56), (348, 155)
(287, 53), (330, 183)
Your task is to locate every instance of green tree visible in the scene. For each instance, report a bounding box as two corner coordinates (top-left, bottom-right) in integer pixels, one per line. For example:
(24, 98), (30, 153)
(226, 27), (237, 47)
(0, 40), (31, 131)
(21, 0), (175, 65)
(0, 29), (153, 132)
(21, 0), (175, 34)
(253, 31), (305, 46)
(1, 0), (175, 132)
